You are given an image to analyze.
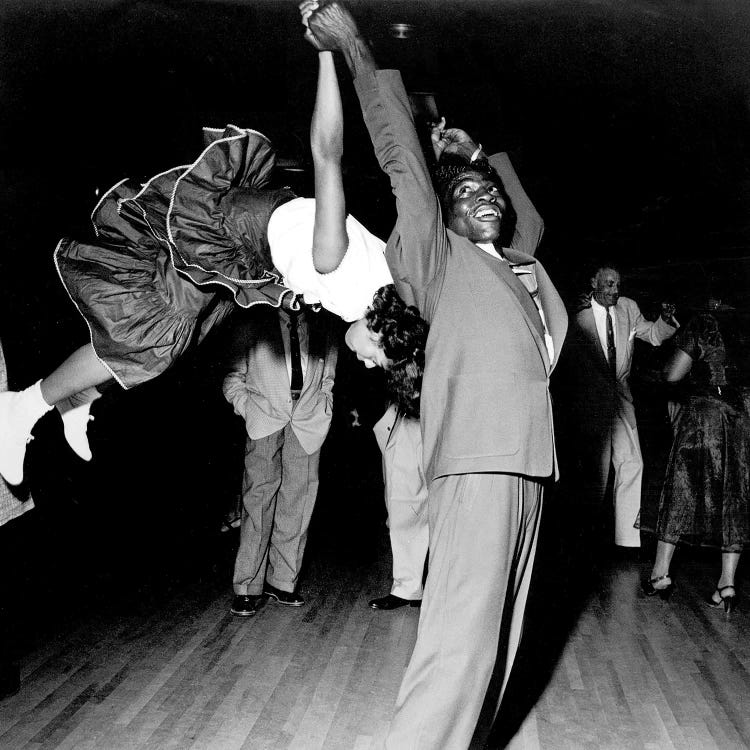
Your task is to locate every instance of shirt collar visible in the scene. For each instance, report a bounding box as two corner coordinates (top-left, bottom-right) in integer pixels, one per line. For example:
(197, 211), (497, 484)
(475, 243), (536, 272)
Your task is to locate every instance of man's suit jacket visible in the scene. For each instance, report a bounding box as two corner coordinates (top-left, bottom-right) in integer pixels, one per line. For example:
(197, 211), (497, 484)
(353, 70), (568, 482)
(566, 297), (677, 431)
(373, 405), (427, 504)
(222, 308), (338, 455)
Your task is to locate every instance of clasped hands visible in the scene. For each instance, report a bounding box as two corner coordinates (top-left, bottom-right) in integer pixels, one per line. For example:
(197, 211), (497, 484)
(299, 2), (482, 165)
(299, 1), (358, 51)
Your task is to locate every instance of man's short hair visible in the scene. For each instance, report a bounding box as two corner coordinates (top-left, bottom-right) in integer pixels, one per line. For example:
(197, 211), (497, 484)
(431, 153), (503, 210)
(590, 260), (621, 280)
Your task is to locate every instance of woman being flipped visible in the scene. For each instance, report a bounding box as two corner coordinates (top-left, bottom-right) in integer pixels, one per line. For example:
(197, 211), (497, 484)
(0, 19), (426, 486)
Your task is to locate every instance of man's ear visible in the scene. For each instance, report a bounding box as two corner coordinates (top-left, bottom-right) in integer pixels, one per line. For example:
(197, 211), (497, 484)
(589, 276), (597, 290)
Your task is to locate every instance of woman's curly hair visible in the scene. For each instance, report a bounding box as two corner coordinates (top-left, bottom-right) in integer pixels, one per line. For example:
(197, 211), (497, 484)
(365, 285), (429, 419)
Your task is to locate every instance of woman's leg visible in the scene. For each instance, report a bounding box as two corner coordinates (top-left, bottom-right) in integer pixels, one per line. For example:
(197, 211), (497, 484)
(717, 551), (740, 590)
(42, 345), (111, 462)
(650, 540), (677, 583)
(0, 344), (113, 484)
(709, 551), (740, 609)
(39, 344), (112, 405)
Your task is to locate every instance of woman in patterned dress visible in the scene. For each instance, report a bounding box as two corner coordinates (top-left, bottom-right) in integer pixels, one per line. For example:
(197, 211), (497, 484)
(642, 301), (750, 612)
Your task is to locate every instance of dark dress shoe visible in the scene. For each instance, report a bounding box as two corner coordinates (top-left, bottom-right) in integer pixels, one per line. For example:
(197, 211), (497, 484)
(264, 583), (305, 606)
(369, 594), (421, 610)
(0, 663), (20, 700)
(230, 594), (263, 617)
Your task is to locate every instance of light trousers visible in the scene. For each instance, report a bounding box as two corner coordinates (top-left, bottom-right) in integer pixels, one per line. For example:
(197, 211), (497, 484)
(610, 411), (643, 547)
(233, 424), (320, 595)
(381, 414), (429, 600)
(385, 472), (544, 750)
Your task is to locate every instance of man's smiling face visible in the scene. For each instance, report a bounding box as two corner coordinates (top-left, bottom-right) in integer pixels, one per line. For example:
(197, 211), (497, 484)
(445, 170), (507, 244)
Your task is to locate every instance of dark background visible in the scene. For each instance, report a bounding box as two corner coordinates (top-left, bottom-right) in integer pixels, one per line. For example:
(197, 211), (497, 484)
(1, 0), (750, 665)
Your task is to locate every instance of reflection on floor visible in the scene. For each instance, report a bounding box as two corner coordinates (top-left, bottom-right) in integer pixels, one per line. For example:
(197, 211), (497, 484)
(1, 510), (748, 749)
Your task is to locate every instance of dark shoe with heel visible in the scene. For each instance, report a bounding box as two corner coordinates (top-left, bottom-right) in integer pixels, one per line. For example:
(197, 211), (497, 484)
(264, 583), (305, 607)
(368, 593), (421, 610)
(707, 585), (737, 614)
(641, 574), (674, 600)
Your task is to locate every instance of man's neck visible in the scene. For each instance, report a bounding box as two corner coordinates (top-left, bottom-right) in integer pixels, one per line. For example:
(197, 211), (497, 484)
(591, 297), (610, 311)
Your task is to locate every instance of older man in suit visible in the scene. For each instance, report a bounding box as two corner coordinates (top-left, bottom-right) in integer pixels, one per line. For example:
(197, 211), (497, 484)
(564, 264), (677, 548)
(223, 306), (337, 616)
(304, 4), (568, 748)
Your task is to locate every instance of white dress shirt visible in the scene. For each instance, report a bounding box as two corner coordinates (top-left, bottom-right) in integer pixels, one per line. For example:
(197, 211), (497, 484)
(278, 309), (309, 385)
(591, 297), (617, 364)
(268, 197), (394, 322)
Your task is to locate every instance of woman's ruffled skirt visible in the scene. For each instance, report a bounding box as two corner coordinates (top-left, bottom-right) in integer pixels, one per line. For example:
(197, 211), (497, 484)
(55, 125), (295, 389)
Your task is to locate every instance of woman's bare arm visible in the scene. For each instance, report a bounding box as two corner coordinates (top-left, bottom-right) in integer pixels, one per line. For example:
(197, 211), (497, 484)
(308, 47), (348, 273)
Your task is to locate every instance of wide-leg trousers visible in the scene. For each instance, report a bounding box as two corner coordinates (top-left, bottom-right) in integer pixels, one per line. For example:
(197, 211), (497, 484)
(577, 407), (643, 548)
(382, 416), (429, 600)
(232, 424), (320, 595)
(385, 472), (544, 750)
(610, 411), (643, 547)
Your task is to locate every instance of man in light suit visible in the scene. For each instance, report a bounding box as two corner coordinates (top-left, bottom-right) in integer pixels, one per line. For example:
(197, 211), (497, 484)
(223, 306), (337, 616)
(565, 264), (677, 548)
(305, 5), (568, 747)
(369, 405), (428, 611)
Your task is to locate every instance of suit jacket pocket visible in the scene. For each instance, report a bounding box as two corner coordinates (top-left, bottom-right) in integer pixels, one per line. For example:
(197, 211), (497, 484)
(442, 373), (520, 459)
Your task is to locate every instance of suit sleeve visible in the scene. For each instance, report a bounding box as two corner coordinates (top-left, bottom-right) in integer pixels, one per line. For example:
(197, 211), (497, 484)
(320, 325), (338, 410)
(631, 301), (678, 346)
(0, 338), (7, 391)
(353, 70), (448, 312)
(222, 325), (254, 418)
(489, 152), (544, 257)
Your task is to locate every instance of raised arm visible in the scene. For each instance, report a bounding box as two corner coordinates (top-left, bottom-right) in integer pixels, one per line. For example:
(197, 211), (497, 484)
(308, 1), (448, 312)
(300, 5), (348, 274)
(310, 50), (347, 273)
(431, 120), (544, 256)
(663, 347), (692, 383)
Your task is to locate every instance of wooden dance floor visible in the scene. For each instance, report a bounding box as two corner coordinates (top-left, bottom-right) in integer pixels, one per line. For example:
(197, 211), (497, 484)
(1, 504), (747, 750)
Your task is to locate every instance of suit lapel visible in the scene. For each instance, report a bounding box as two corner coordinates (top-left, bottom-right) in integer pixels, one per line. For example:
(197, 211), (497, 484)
(533, 260), (568, 368)
(495, 248), (546, 340)
(468, 242), (545, 337)
(613, 301), (629, 377)
(454, 235), (553, 371)
(577, 307), (610, 373)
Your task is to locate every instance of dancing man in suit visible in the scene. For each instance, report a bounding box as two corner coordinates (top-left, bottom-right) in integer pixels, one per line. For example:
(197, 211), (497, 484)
(223, 306), (337, 616)
(565, 263), (677, 548)
(302, 4), (568, 747)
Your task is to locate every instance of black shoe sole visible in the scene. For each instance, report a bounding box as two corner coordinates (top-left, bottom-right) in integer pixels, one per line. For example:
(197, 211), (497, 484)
(264, 591), (304, 607)
(369, 599), (422, 610)
(230, 608), (257, 617)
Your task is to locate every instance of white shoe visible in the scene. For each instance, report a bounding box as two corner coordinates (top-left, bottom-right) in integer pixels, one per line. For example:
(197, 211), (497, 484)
(0, 382), (52, 485)
(56, 387), (100, 462)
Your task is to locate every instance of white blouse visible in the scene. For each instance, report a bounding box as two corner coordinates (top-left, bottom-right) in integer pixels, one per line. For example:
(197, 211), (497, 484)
(267, 197), (393, 322)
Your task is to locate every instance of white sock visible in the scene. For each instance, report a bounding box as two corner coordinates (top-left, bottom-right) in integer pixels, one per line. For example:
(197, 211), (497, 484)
(55, 387), (100, 462)
(26, 380), (54, 421)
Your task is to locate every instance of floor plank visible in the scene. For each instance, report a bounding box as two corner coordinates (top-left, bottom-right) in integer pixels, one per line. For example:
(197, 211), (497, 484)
(1, 524), (748, 749)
